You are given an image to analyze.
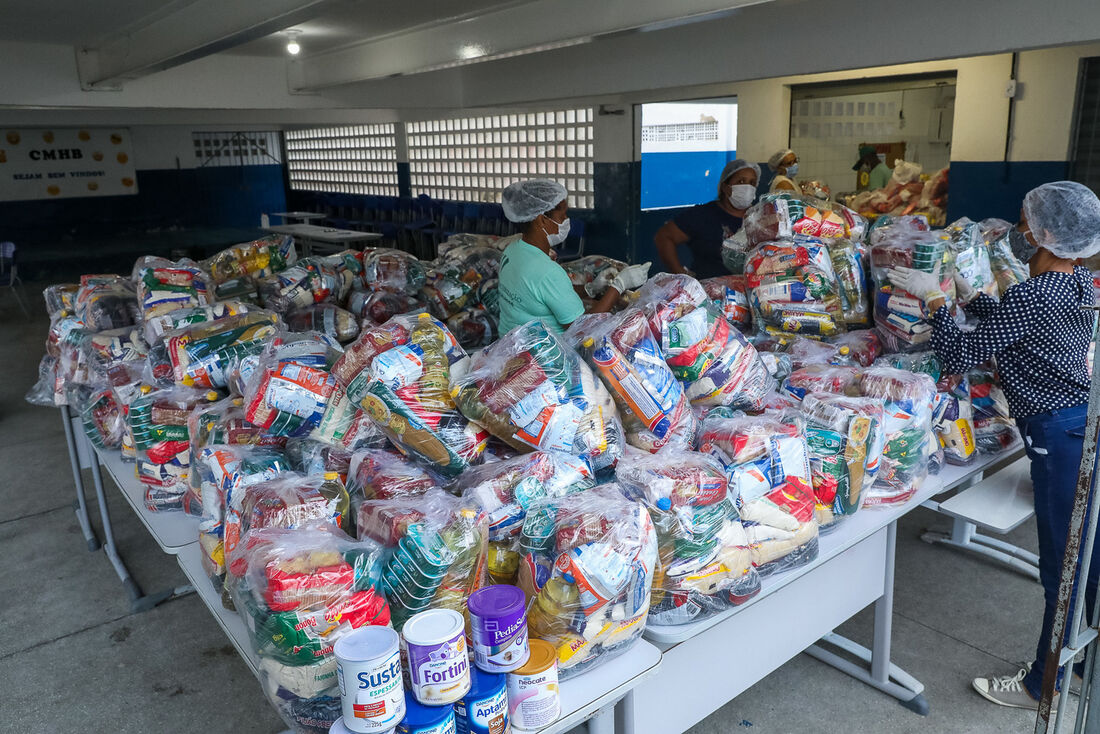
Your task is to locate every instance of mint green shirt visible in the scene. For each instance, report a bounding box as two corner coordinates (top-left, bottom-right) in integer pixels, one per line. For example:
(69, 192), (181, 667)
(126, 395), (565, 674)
(497, 240), (585, 335)
(868, 162), (892, 191)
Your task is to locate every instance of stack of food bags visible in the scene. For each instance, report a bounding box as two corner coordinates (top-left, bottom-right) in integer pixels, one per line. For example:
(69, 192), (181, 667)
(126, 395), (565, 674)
(870, 228), (953, 352)
(857, 367), (937, 505)
(744, 238), (847, 340)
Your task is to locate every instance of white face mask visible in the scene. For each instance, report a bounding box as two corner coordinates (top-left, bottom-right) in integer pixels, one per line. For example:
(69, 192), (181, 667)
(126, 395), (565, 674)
(543, 215), (571, 246)
(784, 162), (799, 177)
(727, 184), (756, 210)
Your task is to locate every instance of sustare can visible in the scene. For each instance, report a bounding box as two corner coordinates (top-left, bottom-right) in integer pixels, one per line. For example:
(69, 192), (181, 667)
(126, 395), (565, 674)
(398, 693), (457, 734)
(467, 585), (530, 674)
(454, 668), (509, 734)
(507, 639), (560, 731)
(334, 626), (405, 733)
(402, 608), (471, 706)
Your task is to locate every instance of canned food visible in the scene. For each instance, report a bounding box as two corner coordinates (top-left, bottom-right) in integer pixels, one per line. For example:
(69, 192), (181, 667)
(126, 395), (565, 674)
(402, 609), (471, 706)
(507, 639), (560, 731)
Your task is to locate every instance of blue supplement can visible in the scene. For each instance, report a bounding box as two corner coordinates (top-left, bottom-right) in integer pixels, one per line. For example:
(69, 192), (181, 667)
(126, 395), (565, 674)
(397, 692), (456, 734)
(454, 668), (510, 734)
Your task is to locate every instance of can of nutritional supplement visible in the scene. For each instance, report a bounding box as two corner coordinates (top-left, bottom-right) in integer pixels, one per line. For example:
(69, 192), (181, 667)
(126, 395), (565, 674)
(506, 639), (560, 731)
(397, 692), (457, 734)
(467, 585), (530, 674)
(334, 626), (406, 733)
(402, 608), (472, 706)
(454, 667), (510, 734)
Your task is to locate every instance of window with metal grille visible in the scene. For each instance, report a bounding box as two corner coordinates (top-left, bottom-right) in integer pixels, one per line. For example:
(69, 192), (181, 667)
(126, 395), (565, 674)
(406, 109), (595, 209)
(285, 125), (399, 195)
(1070, 56), (1100, 196)
(641, 121), (719, 143)
(192, 131), (282, 166)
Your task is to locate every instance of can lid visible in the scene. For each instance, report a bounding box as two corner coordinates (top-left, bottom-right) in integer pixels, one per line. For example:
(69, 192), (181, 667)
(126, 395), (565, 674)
(512, 639), (556, 675)
(467, 584), (525, 618)
(402, 608), (465, 646)
(402, 692), (454, 726)
(333, 625), (400, 663)
(323, 471), (340, 481)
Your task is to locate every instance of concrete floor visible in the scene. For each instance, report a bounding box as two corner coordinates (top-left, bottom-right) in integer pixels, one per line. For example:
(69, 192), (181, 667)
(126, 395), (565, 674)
(0, 286), (1070, 733)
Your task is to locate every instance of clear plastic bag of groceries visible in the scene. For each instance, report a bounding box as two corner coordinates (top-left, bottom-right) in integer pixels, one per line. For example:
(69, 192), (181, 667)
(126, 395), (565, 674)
(436, 244), (504, 284)
(697, 410), (819, 575)
(131, 256), (212, 322)
(983, 219), (1030, 295)
(74, 274), (139, 331)
(783, 335), (845, 369)
(347, 448), (442, 505)
(562, 255), (627, 298)
(240, 331), (343, 439)
(742, 193), (852, 247)
(868, 214), (931, 246)
(75, 325), (149, 387)
(43, 283), (78, 319)
(346, 288), (423, 326)
(456, 451), (595, 584)
(285, 304), (360, 344)
(359, 487), (488, 631)
(128, 385), (221, 512)
(870, 230), (954, 352)
(932, 376), (978, 466)
(942, 217), (998, 299)
(827, 238), (869, 326)
(617, 449), (761, 626)
(700, 275), (752, 331)
(566, 309), (696, 453)
(829, 330), (882, 368)
(857, 367), (937, 505)
(446, 307), (497, 350)
(228, 523), (390, 734)
(517, 483), (656, 678)
(203, 234), (297, 285)
(799, 392), (885, 531)
(362, 248), (426, 295)
(163, 310), (281, 389)
(721, 228), (750, 274)
(968, 364), (1020, 454)
(874, 349), (943, 382)
(477, 276), (499, 315)
(142, 300), (253, 346)
(636, 274), (772, 410)
(781, 363), (862, 401)
(744, 238), (847, 340)
(256, 257), (348, 314)
(193, 444), (292, 582)
(420, 269), (476, 319)
(451, 319), (625, 471)
(74, 368), (143, 451)
(284, 438), (355, 483)
(25, 355), (60, 407)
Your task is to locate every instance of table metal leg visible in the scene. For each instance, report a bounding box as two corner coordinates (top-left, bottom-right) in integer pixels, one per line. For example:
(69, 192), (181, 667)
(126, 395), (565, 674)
(586, 704), (615, 734)
(804, 522), (929, 715)
(920, 518), (1041, 581)
(60, 405), (100, 552)
(85, 438), (194, 614)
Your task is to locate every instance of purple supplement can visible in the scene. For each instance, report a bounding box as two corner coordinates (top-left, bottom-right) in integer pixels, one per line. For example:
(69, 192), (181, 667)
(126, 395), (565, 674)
(467, 584), (530, 674)
(402, 608), (472, 706)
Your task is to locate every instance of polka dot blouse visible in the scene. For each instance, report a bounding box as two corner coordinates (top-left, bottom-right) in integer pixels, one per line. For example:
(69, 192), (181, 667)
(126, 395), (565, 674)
(931, 266), (1095, 419)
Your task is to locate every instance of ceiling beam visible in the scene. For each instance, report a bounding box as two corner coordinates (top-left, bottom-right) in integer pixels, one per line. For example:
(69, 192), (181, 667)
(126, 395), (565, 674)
(289, 0), (771, 91)
(75, 0), (335, 90)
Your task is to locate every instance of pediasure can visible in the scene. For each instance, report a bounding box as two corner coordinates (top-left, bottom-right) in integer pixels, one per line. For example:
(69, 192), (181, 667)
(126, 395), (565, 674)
(402, 608), (472, 706)
(334, 626), (406, 733)
(398, 693), (457, 734)
(454, 668), (510, 734)
(506, 639), (560, 731)
(467, 585), (530, 674)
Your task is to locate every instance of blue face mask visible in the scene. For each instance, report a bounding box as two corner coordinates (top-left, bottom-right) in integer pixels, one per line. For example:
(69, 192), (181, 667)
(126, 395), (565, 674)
(784, 163), (799, 178)
(1009, 226), (1037, 265)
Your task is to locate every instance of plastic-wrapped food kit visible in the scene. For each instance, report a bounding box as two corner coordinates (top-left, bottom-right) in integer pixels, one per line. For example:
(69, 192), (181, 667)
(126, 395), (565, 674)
(827, 238), (869, 326)
(420, 270), (475, 319)
(142, 300), (252, 346)
(477, 276), (499, 315)
(983, 219), (1030, 295)
(617, 450), (760, 626)
(446, 307), (497, 350)
(697, 411), (819, 575)
(434, 244), (503, 285)
(204, 234), (296, 285)
(743, 194), (852, 245)
(242, 332), (342, 438)
(968, 365), (1019, 454)
(456, 451), (594, 584)
(799, 393), (885, 530)
(285, 304), (360, 344)
(637, 274), (772, 410)
(164, 310), (281, 389)
(562, 256), (627, 298)
(932, 379), (977, 466)
(362, 249), (426, 295)
(857, 367), (937, 506)
(829, 330), (882, 368)
(942, 218), (998, 300)
(870, 231), (953, 352)
(43, 283), (79, 319)
(516, 484), (657, 678)
(745, 238), (846, 340)
(358, 487), (488, 630)
(74, 274), (139, 331)
(452, 320), (624, 471)
(567, 309), (695, 453)
(131, 256), (212, 321)
(228, 524), (390, 734)
(347, 288), (423, 326)
(782, 364), (862, 401)
(346, 448), (441, 504)
(700, 275), (752, 331)
(257, 257), (352, 314)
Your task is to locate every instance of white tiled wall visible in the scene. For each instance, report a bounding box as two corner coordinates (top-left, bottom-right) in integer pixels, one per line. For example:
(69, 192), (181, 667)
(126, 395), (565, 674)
(789, 86), (954, 196)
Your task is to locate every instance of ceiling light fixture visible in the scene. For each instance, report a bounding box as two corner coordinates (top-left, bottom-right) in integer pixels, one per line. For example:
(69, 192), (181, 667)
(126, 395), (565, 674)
(285, 30), (301, 56)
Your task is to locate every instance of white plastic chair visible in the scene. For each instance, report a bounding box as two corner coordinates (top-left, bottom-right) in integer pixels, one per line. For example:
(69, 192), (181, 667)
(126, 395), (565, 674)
(0, 242), (30, 319)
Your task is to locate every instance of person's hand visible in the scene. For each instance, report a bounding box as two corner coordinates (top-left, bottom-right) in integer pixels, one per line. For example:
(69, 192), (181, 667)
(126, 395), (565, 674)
(953, 273), (977, 304)
(611, 262), (652, 293)
(887, 266), (945, 304)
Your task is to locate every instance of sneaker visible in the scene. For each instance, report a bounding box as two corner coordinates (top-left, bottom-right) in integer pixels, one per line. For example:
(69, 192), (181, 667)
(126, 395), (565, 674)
(972, 666), (1056, 710)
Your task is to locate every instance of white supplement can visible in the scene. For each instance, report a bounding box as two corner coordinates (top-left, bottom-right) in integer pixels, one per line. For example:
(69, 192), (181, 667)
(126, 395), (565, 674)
(402, 608), (472, 706)
(506, 639), (560, 730)
(335, 626), (406, 733)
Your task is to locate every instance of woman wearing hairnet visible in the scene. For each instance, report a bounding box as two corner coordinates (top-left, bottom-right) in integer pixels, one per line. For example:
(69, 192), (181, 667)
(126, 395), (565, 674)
(498, 179), (650, 335)
(766, 148), (800, 193)
(888, 181), (1100, 710)
(653, 159), (759, 278)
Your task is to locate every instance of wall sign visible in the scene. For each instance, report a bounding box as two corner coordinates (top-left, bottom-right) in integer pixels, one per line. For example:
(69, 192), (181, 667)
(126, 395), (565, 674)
(0, 128), (137, 201)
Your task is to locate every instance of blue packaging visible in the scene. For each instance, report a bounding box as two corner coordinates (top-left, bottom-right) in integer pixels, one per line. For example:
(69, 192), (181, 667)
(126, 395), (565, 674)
(454, 668), (509, 734)
(397, 692), (456, 734)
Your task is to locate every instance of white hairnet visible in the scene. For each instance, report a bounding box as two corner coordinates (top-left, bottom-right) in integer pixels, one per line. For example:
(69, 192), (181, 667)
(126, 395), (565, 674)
(501, 179), (568, 223)
(1022, 181), (1100, 260)
(767, 148), (795, 172)
(717, 159), (761, 197)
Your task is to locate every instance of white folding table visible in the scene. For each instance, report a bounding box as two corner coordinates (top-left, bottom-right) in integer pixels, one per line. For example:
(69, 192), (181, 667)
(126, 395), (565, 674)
(270, 211), (326, 223)
(262, 223), (382, 256)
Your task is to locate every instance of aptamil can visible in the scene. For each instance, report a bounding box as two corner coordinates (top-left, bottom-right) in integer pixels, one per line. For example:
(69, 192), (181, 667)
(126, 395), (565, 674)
(397, 692), (457, 734)
(334, 626), (405, 733)
(402, 608), (471, 706)
(455, 667), (510, 734)
(467, 585), (530, 674)
(506, 639), (560, 731)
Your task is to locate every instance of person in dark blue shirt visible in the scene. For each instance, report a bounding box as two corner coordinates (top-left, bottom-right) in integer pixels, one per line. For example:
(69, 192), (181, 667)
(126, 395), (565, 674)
(654, 159), (759, 279)
(888, 181), (1100, 711)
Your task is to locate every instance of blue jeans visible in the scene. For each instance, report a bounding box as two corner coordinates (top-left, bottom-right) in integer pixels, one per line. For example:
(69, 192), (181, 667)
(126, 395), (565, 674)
(1016, 403), (1099, 698)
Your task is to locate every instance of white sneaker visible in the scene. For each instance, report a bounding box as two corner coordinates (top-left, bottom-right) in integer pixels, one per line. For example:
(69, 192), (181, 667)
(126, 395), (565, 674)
(972, 666), (1055, 710)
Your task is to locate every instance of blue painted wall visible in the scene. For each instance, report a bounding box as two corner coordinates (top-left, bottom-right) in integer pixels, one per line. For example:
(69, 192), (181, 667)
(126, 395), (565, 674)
(641, 150), (737, 209)
(946, 161), (1070, 223)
